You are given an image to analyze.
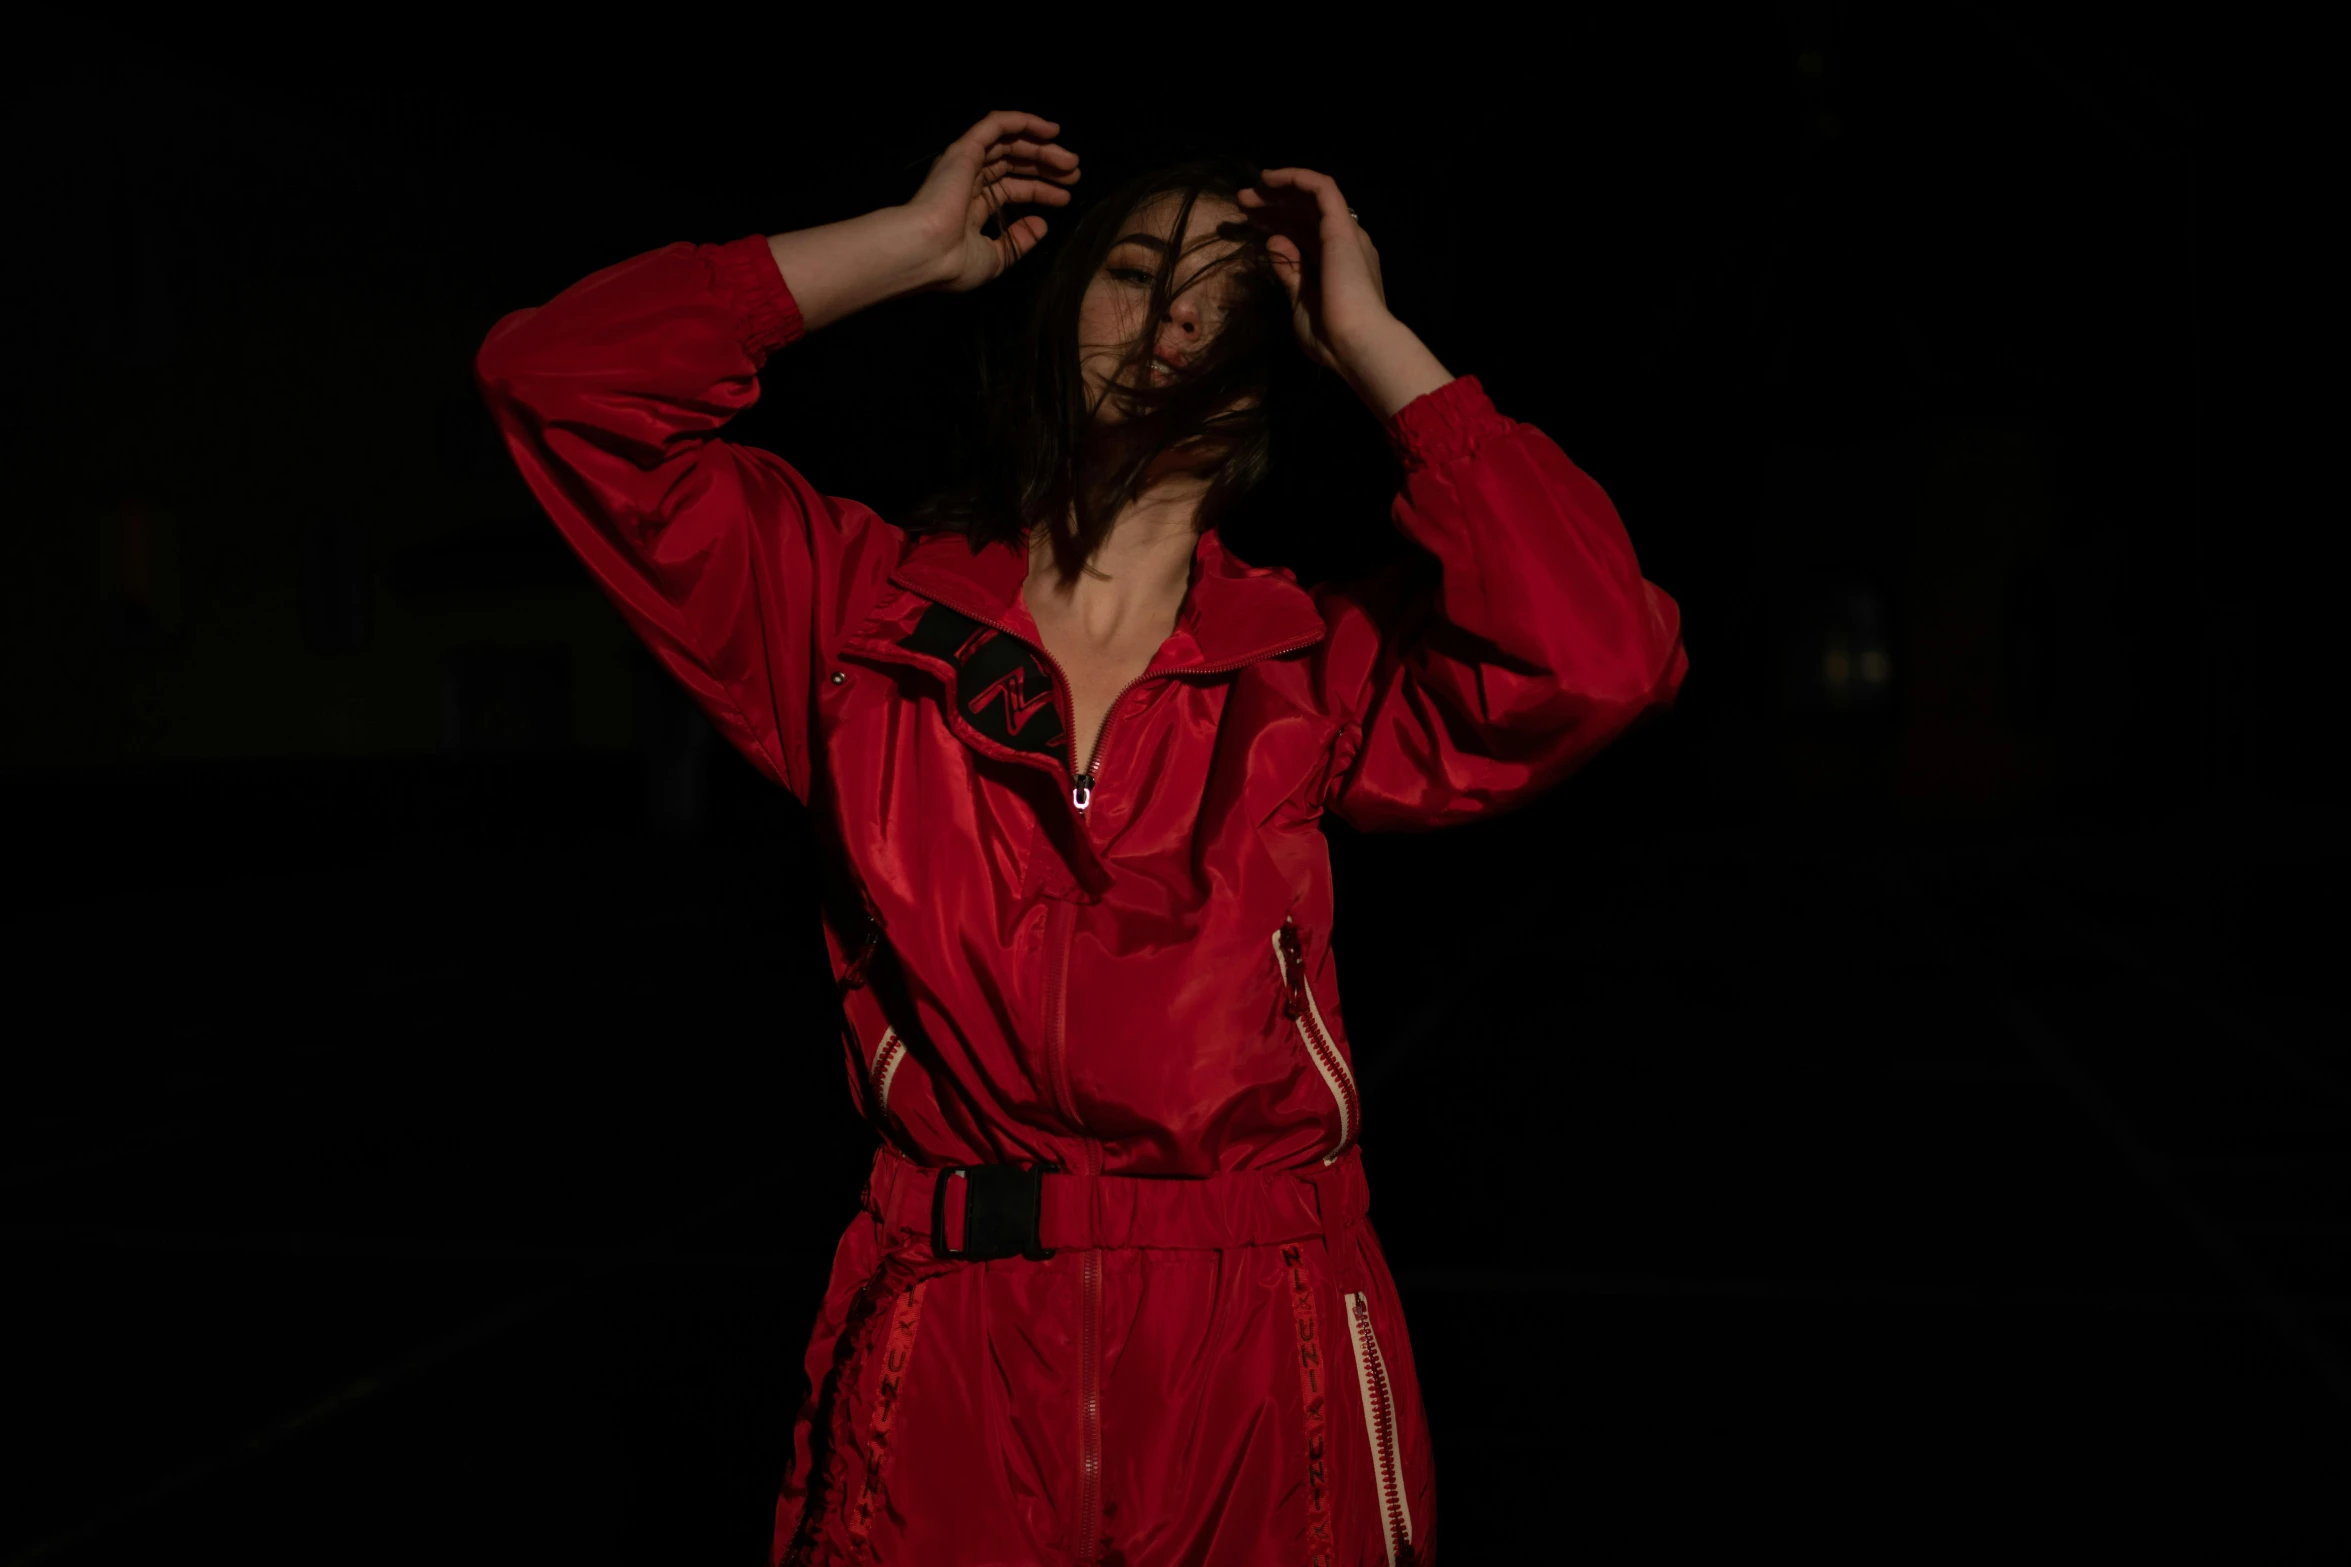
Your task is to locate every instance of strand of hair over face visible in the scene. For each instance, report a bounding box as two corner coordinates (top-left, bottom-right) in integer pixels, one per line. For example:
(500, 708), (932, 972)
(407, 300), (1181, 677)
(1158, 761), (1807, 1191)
(907, 157), (1299, 579)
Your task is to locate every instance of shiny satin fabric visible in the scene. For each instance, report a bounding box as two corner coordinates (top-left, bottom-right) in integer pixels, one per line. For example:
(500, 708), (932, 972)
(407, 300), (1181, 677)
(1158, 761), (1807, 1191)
(784, 1174), (1423, 1564)
(479, 235), (1686, 1565)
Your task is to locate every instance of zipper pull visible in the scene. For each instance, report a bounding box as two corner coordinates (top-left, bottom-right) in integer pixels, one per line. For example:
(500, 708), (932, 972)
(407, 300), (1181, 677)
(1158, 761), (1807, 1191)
(1278, 918), (1307, 1018)
(1071, 772), (1093, 812)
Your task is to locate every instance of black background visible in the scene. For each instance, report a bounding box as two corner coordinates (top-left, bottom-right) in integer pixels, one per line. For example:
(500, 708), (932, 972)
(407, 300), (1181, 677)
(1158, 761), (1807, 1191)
(5, 12), (2342, 1564)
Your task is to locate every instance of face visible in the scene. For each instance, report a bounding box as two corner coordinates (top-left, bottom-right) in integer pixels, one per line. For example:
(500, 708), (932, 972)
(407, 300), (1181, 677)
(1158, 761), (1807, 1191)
(1076, 190), (1253, 418)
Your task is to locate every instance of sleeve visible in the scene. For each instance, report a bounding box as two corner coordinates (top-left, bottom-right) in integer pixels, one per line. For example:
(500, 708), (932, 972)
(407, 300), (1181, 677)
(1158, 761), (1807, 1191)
(474, 235), (891, 801)
(1312, 375), (1688, 831)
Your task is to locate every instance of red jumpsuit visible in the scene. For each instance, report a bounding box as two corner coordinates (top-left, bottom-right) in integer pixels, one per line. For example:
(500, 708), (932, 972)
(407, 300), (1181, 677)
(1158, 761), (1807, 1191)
(478, 235), (1688, 1565)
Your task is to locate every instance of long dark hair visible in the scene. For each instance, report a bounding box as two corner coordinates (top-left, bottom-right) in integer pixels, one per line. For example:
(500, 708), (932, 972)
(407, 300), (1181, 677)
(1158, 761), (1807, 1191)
(905, 157), (1300, 578)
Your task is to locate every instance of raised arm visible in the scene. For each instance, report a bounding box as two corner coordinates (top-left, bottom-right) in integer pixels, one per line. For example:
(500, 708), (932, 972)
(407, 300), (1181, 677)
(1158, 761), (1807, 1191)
(474, 111), (1079, 798)
(1242, 169), (1688, 829)
(1316, 377), (1687, 828)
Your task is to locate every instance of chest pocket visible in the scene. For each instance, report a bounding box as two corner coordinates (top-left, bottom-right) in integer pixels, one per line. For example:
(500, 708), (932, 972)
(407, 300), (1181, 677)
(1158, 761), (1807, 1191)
(896, 602), (1070, 767)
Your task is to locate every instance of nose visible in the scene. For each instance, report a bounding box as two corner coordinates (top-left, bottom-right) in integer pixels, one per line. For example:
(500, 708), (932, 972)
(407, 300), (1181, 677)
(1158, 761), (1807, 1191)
(1156, 292), (1203, 359)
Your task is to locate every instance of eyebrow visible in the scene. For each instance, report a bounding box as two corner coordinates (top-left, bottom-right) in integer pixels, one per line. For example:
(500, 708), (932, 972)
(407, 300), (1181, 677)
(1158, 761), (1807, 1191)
(1110, 230), (1244, 264)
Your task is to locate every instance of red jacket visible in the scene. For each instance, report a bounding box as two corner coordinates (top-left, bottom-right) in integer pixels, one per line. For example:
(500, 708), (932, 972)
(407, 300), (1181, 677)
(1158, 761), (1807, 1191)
(480, 235), (1686, 1566)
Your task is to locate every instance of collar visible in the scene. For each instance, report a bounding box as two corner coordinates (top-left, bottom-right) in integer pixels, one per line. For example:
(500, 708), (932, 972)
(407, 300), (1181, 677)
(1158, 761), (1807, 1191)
(889, 525), (1326, 673)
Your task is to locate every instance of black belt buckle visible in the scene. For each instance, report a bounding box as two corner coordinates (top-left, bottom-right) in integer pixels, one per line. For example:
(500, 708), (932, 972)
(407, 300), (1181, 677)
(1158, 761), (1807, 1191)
(931, 1163), (1056, 1262)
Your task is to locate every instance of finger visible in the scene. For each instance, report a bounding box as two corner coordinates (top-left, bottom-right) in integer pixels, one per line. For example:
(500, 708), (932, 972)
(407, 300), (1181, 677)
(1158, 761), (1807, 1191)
(1245, 171), (1325, 190)
(992, 214), (1049, 271)
(1237, 183), (1343, 241)
(957, 109), (1062, 155)
(972, 175), (1075, 215)
(981, 138), (1081, 176)
(1237, 183), (1320, 208)
(980, 152), (1082, 187)
(987, 137), (1080, 167)
(978, 156), (1072, 187)
(1264, 234), (1304, 306)
(1254, 167), (1353, 228)
(1254, 169), (1349, 216)
(1235, 187), (1321, 239)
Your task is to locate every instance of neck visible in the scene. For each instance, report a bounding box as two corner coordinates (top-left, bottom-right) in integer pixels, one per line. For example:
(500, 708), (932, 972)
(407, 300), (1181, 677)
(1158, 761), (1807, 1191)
(1026, 476), (1206, 640)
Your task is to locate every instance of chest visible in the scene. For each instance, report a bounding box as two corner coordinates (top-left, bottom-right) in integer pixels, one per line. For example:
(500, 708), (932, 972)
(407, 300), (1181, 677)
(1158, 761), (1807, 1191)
(1026, 610), (1174, 780)
(833, 594), (1336, 849)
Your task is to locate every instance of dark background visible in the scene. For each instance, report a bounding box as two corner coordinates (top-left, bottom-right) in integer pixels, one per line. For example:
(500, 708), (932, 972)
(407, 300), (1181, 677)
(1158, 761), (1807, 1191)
(5, 12), (2340, 1564)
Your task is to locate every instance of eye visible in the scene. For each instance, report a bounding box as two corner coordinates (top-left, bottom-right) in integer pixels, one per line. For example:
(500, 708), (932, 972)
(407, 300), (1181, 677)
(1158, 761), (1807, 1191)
(1106, 267), (1155, 285)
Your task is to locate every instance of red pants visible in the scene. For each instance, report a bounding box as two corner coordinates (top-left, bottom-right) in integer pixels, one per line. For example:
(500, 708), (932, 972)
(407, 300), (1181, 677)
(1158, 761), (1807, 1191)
(772, 1148), (1436, 1565)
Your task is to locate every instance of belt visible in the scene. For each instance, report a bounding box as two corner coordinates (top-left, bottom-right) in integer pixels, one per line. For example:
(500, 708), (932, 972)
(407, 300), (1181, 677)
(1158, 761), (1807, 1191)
(862, 1144), (1369, 1264)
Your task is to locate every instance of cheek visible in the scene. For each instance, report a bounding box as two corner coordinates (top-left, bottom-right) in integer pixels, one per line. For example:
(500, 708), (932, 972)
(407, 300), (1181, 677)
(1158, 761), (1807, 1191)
(1079, 286), (1143, 351)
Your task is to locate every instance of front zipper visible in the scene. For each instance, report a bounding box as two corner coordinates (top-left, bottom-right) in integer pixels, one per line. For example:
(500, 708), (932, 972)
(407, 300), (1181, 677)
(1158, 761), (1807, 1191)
(1010, 634), (1106, 814)
(866, 1026), (906, 1122)
(908, 605), (1128, 818)
(1062, 665), (1144, 816)
(1347, 1291), (1415, 1567)
(1275, 918), (1362, 1164)
(1044, 898), (1083, 1131)
(1011, 604), (1317, 1559)
(1051, 640), (1321, 815)
(1074, 1140), (1105, 1564)
(1042, 895), (1105, 1563)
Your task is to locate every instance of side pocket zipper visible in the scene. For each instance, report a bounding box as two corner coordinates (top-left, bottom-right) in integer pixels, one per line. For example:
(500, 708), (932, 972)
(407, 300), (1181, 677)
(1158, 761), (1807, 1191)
(1347, 1291), (1416, 1567)
(1275, 918), (1362, 1165)
(841, 912), (903, 1123)
(867, 1027), (907, 1122)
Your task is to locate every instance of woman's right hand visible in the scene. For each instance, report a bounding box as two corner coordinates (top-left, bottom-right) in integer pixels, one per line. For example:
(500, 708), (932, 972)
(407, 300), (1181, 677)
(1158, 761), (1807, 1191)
(903, 110), (1081, 294)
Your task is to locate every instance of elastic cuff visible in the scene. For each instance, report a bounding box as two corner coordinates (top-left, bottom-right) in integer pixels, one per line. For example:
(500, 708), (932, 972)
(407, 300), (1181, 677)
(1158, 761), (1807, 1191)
(707, 234), (806, 360)
(1383, 374), (1512, 472)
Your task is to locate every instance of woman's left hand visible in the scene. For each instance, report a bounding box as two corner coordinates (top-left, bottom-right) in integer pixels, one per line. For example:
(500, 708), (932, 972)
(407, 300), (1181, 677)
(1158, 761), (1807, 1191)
(1237, 168), (1392, 375)
(1241, 168), (1454, 419)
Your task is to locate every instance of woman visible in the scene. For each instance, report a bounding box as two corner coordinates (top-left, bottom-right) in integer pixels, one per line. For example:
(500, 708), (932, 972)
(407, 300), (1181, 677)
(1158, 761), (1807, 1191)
(479, 109), (1685, 1567)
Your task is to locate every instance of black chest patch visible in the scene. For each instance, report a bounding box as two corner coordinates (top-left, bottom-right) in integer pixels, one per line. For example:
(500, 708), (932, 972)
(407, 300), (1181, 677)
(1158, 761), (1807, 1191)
(897, 603), (1069, 765)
